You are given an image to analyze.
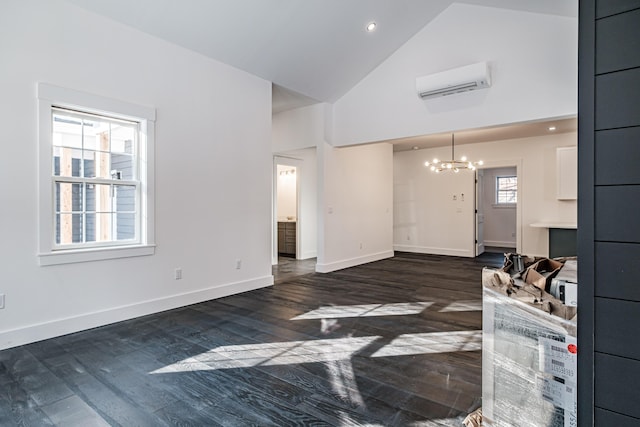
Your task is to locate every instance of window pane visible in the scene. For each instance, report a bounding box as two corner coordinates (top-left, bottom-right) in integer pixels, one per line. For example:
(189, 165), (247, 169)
(86, 184), (113, 213)
(114, 185), (136, 212)
(111, 153), (135, 180)
(111, 124), (135, 154)
(83, 150), (111, 179)
(53, 147), (83, 177)
(56, 213), (83, 244)
(116, 213), (136, 240)
(498, 177), (517, 191)
(93, 213), (114, 243)
(85, 212), (96, 243)
(82, 118), (110, 152)
(52, 113), (82, 149)
(55, 182), (83, 213)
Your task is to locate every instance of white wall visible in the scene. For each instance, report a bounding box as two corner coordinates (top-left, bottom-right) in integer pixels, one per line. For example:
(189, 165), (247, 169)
(317, 142), (394, 272)
(272, 103), (327, 152)
(332, 4), (577, 146)
(482, 167), (517, 247)
(394, 132), (577, 257)
(0, 0), (273, 349)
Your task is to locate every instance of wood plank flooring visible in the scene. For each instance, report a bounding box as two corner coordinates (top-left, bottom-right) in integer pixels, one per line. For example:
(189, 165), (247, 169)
(0, 252), (503, 426)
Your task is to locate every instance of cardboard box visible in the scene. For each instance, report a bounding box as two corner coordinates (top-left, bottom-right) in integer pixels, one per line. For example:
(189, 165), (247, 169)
(522, 258), (564, 291)
(482, 265), (577, 321)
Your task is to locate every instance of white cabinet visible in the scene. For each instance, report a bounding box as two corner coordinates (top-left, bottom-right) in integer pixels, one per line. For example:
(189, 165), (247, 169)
(556, 146), (577, 200)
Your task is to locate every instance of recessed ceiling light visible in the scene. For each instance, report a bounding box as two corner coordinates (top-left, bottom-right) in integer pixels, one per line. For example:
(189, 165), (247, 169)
(412, 146), (419, 150)
(548, 126), (557, 131)
(366, 22), (377, 32)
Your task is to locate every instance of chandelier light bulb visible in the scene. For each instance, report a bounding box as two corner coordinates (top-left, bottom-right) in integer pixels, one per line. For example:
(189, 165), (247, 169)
(422, 134), (483, 173)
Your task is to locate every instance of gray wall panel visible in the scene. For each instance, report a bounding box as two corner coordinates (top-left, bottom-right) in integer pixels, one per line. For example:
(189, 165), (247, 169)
(595, 242), (640, 301)
(596, 8), (640, 74)
(595, 408), (640, 427)
(595, 353), (640, 418)
(595, 298), (640, 359)
(595, 128), (640, 185)
(595, 185), (640, 242)
(597, 0), (640, 18)
(595, 68), (640, 129)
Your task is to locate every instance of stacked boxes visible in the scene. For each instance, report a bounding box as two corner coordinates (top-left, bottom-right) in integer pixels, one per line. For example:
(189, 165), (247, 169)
(482, 262), (577, 427)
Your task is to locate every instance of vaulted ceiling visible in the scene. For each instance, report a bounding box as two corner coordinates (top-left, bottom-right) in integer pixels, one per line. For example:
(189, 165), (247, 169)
(67, 0), (577, 113)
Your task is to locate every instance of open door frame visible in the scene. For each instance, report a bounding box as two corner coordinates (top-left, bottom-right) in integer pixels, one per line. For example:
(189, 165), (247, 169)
(475, 159), (523, 256)
(273, 155), (303, 265)
(475, 169), (486, 256)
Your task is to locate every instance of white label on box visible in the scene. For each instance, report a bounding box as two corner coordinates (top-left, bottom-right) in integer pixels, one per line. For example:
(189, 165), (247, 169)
(538, 336), (577, 382)
(536, 376), (578, 427)
(565, 282), (578, 307)
(537, 376), (576, 410)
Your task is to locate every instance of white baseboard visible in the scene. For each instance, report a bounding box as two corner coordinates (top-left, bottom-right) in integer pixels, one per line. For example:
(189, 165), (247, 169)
(298, 251), (317, 260)
(393, 244), (474, 258)
(315, 250), (394, 273)
(0, 275), (274, 351)
(483, 240), (516, 248)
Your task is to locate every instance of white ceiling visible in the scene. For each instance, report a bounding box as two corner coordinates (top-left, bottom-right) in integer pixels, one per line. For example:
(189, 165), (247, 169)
(67, 0), (577, 110)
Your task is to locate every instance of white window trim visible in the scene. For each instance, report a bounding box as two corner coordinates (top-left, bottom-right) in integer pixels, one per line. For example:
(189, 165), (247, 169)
(37, 83), (156, 266)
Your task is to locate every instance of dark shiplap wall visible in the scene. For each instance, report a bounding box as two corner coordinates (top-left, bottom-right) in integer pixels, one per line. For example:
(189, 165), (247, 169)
(580, 0), (640, 424)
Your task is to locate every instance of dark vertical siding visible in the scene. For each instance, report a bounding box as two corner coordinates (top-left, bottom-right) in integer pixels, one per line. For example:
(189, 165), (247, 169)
(580, 0), (640, 424)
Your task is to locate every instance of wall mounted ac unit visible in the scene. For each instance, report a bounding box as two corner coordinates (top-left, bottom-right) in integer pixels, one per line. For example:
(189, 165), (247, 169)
(416, 62), (491, 99)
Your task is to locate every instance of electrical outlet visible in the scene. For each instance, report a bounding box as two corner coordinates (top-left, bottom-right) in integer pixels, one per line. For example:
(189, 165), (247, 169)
(0, 294), (5, 309)
(174, 268), (182, 280)
(235, 259), (242, 270)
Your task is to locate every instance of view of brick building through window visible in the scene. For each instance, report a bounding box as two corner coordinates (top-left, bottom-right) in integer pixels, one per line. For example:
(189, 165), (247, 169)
(52, 108), (138, 247)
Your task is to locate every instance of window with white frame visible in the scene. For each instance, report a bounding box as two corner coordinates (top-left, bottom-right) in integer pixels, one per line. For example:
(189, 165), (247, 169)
(38, 84), (155, 265)
(496, 175), (517, 204)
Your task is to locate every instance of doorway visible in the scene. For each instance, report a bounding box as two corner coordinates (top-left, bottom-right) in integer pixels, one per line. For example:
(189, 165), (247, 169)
(276, 164), (298, 259)
(273, 155), (304, 265)
(476, 165), (520, 256)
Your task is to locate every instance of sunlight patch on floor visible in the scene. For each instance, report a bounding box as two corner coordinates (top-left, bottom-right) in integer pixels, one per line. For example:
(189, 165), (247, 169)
(150, 336), (381, 374)
(370, 330), (482, 358)
(291, 302), (434, 320)
(439, 300), (482, 312)
(325, 359), (365, 408)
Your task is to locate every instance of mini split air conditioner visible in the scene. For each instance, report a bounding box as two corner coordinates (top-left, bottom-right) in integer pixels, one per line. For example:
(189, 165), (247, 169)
(416, 61), (491, 99)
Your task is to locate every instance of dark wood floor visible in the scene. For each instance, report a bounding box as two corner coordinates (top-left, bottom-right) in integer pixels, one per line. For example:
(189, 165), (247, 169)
(0, 252), (503, 426)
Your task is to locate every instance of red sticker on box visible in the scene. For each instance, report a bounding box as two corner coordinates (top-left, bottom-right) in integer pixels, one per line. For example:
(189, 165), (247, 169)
(567, 344), (577, 354)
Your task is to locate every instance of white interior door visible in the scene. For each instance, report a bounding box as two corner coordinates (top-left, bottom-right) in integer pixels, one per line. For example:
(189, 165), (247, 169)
(475, 169), (485, 256)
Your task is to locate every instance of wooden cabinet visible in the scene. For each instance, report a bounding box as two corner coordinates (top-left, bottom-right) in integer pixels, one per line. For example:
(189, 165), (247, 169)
(277, 222), (296, 257)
